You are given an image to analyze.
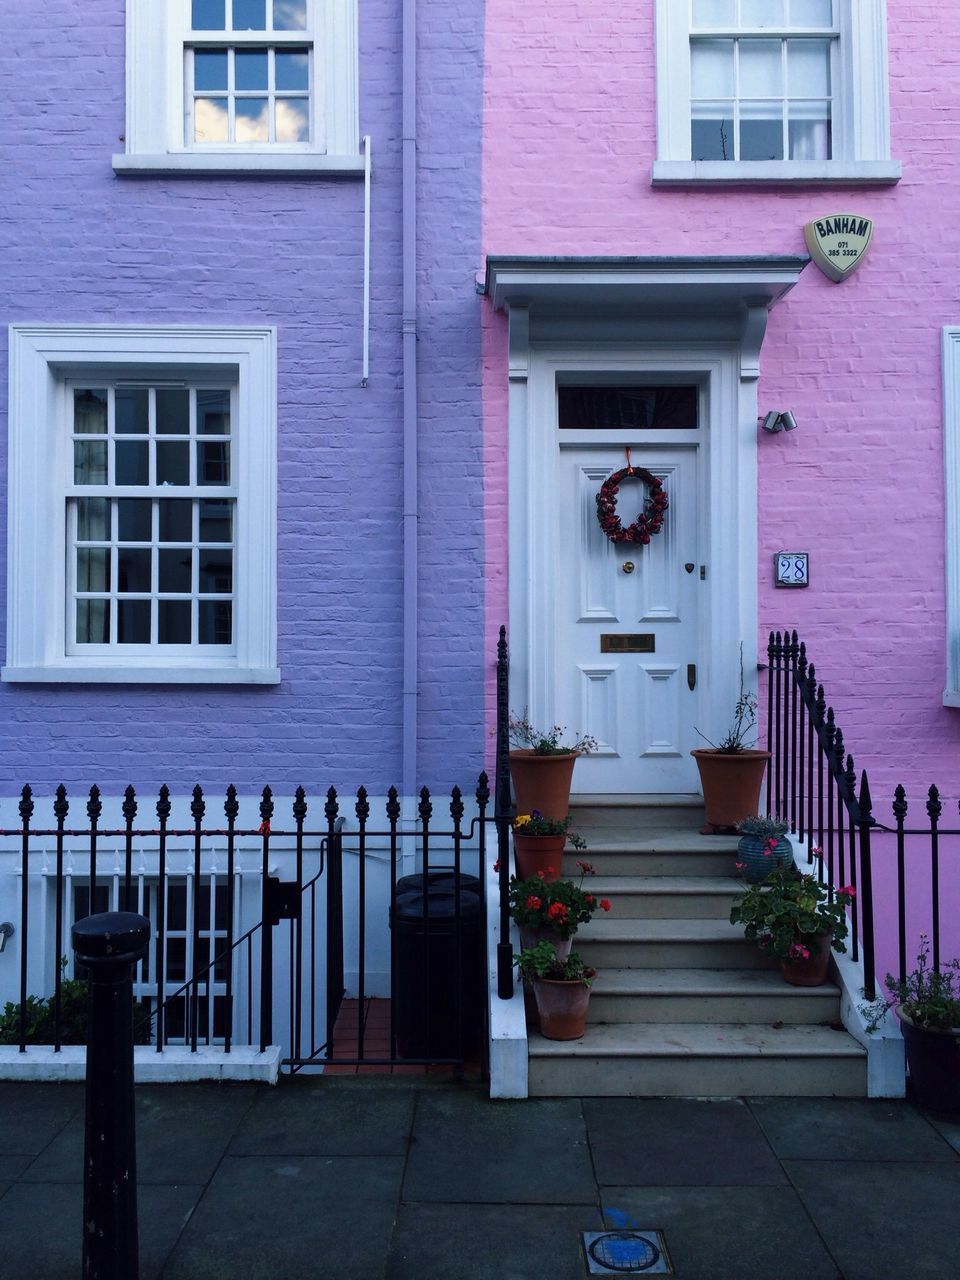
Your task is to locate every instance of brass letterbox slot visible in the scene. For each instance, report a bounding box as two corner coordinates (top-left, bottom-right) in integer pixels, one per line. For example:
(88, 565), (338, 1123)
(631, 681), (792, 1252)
(600, 633), (655, 654)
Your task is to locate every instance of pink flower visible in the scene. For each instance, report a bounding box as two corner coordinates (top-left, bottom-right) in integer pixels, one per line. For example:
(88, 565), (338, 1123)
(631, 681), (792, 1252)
(576, 860), (595, 875)
(789, 943), (811, 960)
(839, 883), (856, 898)
(735, 860), (745, 871)
(811, 845), (823, 858)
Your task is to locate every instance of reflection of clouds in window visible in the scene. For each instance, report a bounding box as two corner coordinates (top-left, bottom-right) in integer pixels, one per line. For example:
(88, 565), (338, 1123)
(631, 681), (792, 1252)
(236, 100), (270, 142)
(195, 98), (229, 142)
(274, 0), (307, 31)
(276, 99), (309, 142)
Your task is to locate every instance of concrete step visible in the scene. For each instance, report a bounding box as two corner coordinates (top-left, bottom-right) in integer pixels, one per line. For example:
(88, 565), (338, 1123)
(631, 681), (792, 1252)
(527, 1022), (867, 1097)
(589, 875), (742, 919)
(571, 917), (778, 969)
(563, 841), (738, 878)
(587, 967), (841, 1024)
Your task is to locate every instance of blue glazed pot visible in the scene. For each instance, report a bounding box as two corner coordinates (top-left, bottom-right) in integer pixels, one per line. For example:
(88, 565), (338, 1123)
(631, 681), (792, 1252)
(736, 834), (794, 884)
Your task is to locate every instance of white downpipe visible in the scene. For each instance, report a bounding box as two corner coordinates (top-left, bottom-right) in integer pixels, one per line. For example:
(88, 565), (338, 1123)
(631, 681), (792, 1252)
(361, 134), (371, 387)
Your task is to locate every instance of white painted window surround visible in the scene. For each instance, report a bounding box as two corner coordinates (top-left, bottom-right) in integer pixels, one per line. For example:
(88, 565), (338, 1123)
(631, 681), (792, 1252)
(942, 328), (960, 706)
(4, 325), (279, 685)
(114, 0), (361, 176)
(653, 0), (901, 185)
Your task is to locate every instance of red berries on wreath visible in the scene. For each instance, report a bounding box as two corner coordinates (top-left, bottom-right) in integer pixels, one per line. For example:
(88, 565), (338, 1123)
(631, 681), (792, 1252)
(595, 466), (669, 545)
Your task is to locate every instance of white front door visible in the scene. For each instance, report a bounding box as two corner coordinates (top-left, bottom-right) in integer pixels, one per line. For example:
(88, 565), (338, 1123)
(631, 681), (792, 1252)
(555, 444), (701, 794)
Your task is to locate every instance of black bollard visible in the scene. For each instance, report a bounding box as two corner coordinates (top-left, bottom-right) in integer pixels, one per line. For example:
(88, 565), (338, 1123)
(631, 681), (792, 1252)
(72, 911), (150, 1280)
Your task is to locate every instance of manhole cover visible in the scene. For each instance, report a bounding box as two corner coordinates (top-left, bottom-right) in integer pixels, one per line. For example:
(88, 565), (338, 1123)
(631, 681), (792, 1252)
(582, 1230), (673, 1276)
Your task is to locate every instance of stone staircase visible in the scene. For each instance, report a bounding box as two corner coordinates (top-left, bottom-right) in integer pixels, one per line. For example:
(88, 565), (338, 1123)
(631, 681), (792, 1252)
(526, 801), (867, 1097)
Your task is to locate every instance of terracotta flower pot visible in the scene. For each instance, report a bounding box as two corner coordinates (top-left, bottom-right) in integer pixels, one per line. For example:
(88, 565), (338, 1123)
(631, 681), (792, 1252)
(898, 1009), (960, 1114)
(512, 833), (566, 882)
(509, 750), (578, 822)
(736, 834), (794, 884)
(781, 932), (833, 986)
(533, 978), (592, 1040)
(518, 926), (573, 960)
(691, 749), (771, 832)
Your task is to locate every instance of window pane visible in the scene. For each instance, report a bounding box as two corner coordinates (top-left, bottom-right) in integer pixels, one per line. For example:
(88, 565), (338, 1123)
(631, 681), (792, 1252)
(691, 40), (735, 98)
(236, 99), (269, 141)
(199, 600), (233, 644)
(276, 49), (309, 90)
(214, 883), (230, 929)
(74, 440), (108, 485)
(558, 386), (699, 430)
(168, 884), (187, 930)
(167, 936), (187, 981)
(276, 99), (309, 142)
(741, 0), (785, 25)
(199, 500), (233, 543)
(274, 0), (307, 29)
(236, 49), (269, 90)
(739, 40), (782, 97)
(192, 0), (225, 29)
(118, 599), (151, 643)
(160, 500), (193, 542)
(118, 548), (152, 592)
(157, 441), (190, 486)
(197, 391), (231, 434)
(692, 0), (736, 25)
(194, 49), (229, 92)
(116, 440), (149, 485)
(156, 389), (190, 434)
(234, 0), (267, 29)
(159, 600), (192, 644)
(787, 39), (830, 96)
(77, 600), (110, 645)
(195, 98), (229, 143)
(77, 497), (109, 541)
(691, 104), (734, 160)
(160, 549), (193, 593)
(77, 548), (111, 592)
(789, 105), (831, 160)
(118, 499), (152, 541)
(199, 550), (233, 594)
(789, 0), (832, 25)
(74, 389), (107, 434)
(198, 442), (231, 484)
(740, 103), (784, 159)
(115, 388), (149, 434)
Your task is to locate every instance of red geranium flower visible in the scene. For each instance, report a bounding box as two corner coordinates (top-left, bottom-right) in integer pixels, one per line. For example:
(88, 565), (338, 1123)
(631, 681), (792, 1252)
(525, 895), (542, 910)
(600, 899), (611, 912)
(547, 902), (568, 920)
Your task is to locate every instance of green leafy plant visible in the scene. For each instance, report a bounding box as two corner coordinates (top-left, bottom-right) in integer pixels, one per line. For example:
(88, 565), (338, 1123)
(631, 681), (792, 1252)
(514, 939), (596, 987)
(0, 959), (152, 1046)
(508, 710), (597, 756)
(729, 868), (855, 963)
(508, 861), (611, 940)
(861, 935), (960, 1033)
(695, 643), (758, 753)
(513, 810), (587, 851)
(737, 814), (789, 839)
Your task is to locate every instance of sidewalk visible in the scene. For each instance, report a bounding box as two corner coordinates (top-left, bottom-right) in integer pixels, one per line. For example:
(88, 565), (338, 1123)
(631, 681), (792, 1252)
(0, 1076), (958, 1279)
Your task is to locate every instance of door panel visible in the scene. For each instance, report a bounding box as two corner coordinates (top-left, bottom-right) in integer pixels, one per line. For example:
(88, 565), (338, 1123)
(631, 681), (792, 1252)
(557, 445), (700, 794)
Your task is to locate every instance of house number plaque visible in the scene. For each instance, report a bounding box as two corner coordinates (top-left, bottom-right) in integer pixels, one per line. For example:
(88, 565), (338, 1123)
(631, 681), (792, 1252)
(601, 634), (655, 653)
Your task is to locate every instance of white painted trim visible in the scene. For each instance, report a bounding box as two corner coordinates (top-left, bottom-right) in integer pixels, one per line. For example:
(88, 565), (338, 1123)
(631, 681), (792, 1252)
(654, 0), (896, 171)
(1, 666), (281, 685)
(485, 851), (528, 1099)
(122, 0), (358, 170)
(942, 328), (960, 703)
(5, 324), (278, 684)
(0, 1044), (281, 1083)
(509, 339), (760, 793)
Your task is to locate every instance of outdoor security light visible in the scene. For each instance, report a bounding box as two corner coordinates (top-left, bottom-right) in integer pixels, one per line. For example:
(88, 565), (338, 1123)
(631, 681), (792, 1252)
(760, 411), (798, 433)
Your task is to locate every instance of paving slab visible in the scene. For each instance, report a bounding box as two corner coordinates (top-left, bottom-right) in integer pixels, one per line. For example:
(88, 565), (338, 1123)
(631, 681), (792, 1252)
(583, 1097), (787, 1186)
(404, 1091), (596, 1204)
(749, 1097), (960, 1163)
(0, 1180), (202, 1280)
(0, 1155), (32, 1182)
(785, 1159), (960, 1280)
(600, 1186), (841, 1280)
(229, 1077), (416, 1155)
(22, 1082), (256, 1183)
(924, 1111), (960, 1156)
(387, 1203), (604, 1280)
(163, 1154), (404, 1280)
(0, 1081), (83, 1154)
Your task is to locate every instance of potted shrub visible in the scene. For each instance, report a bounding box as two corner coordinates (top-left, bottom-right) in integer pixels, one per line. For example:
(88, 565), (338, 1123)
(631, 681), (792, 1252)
(729, 868), (855, 986)
(508, 710), (597, 821)
(508, 860), (611, 959)
(862, 935), (960, 1113)
(735, 814), (794, 883)
(511, 811), (586, 882)
(515, 940), (597, 1040)
(691, 649), (771, 832)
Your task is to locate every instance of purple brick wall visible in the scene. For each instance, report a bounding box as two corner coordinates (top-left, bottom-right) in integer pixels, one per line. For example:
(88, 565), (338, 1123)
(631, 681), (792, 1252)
(0, 0), (485, 798)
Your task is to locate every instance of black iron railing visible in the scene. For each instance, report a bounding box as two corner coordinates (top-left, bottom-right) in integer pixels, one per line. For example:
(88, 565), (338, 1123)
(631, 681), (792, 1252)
(766, 631), (960, 999)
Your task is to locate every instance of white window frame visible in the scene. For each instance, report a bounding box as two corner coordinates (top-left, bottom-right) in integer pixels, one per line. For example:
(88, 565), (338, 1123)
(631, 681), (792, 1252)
(5, 324), (279, 685)
(943, 327), (960, 705)
(114, 0), (361, 176)
(653, 0), (901, 185)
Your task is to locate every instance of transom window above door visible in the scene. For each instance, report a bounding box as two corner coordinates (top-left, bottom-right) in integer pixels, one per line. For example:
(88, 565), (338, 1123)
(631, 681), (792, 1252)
(558, 386), (700, 431)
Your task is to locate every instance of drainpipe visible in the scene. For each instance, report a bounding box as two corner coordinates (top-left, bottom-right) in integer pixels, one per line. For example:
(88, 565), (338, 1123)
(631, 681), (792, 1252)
(401, 0), (418, 803)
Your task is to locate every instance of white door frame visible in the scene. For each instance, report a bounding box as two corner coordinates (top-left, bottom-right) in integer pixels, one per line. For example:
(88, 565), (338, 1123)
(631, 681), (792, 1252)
(508, 336), (760, 790)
